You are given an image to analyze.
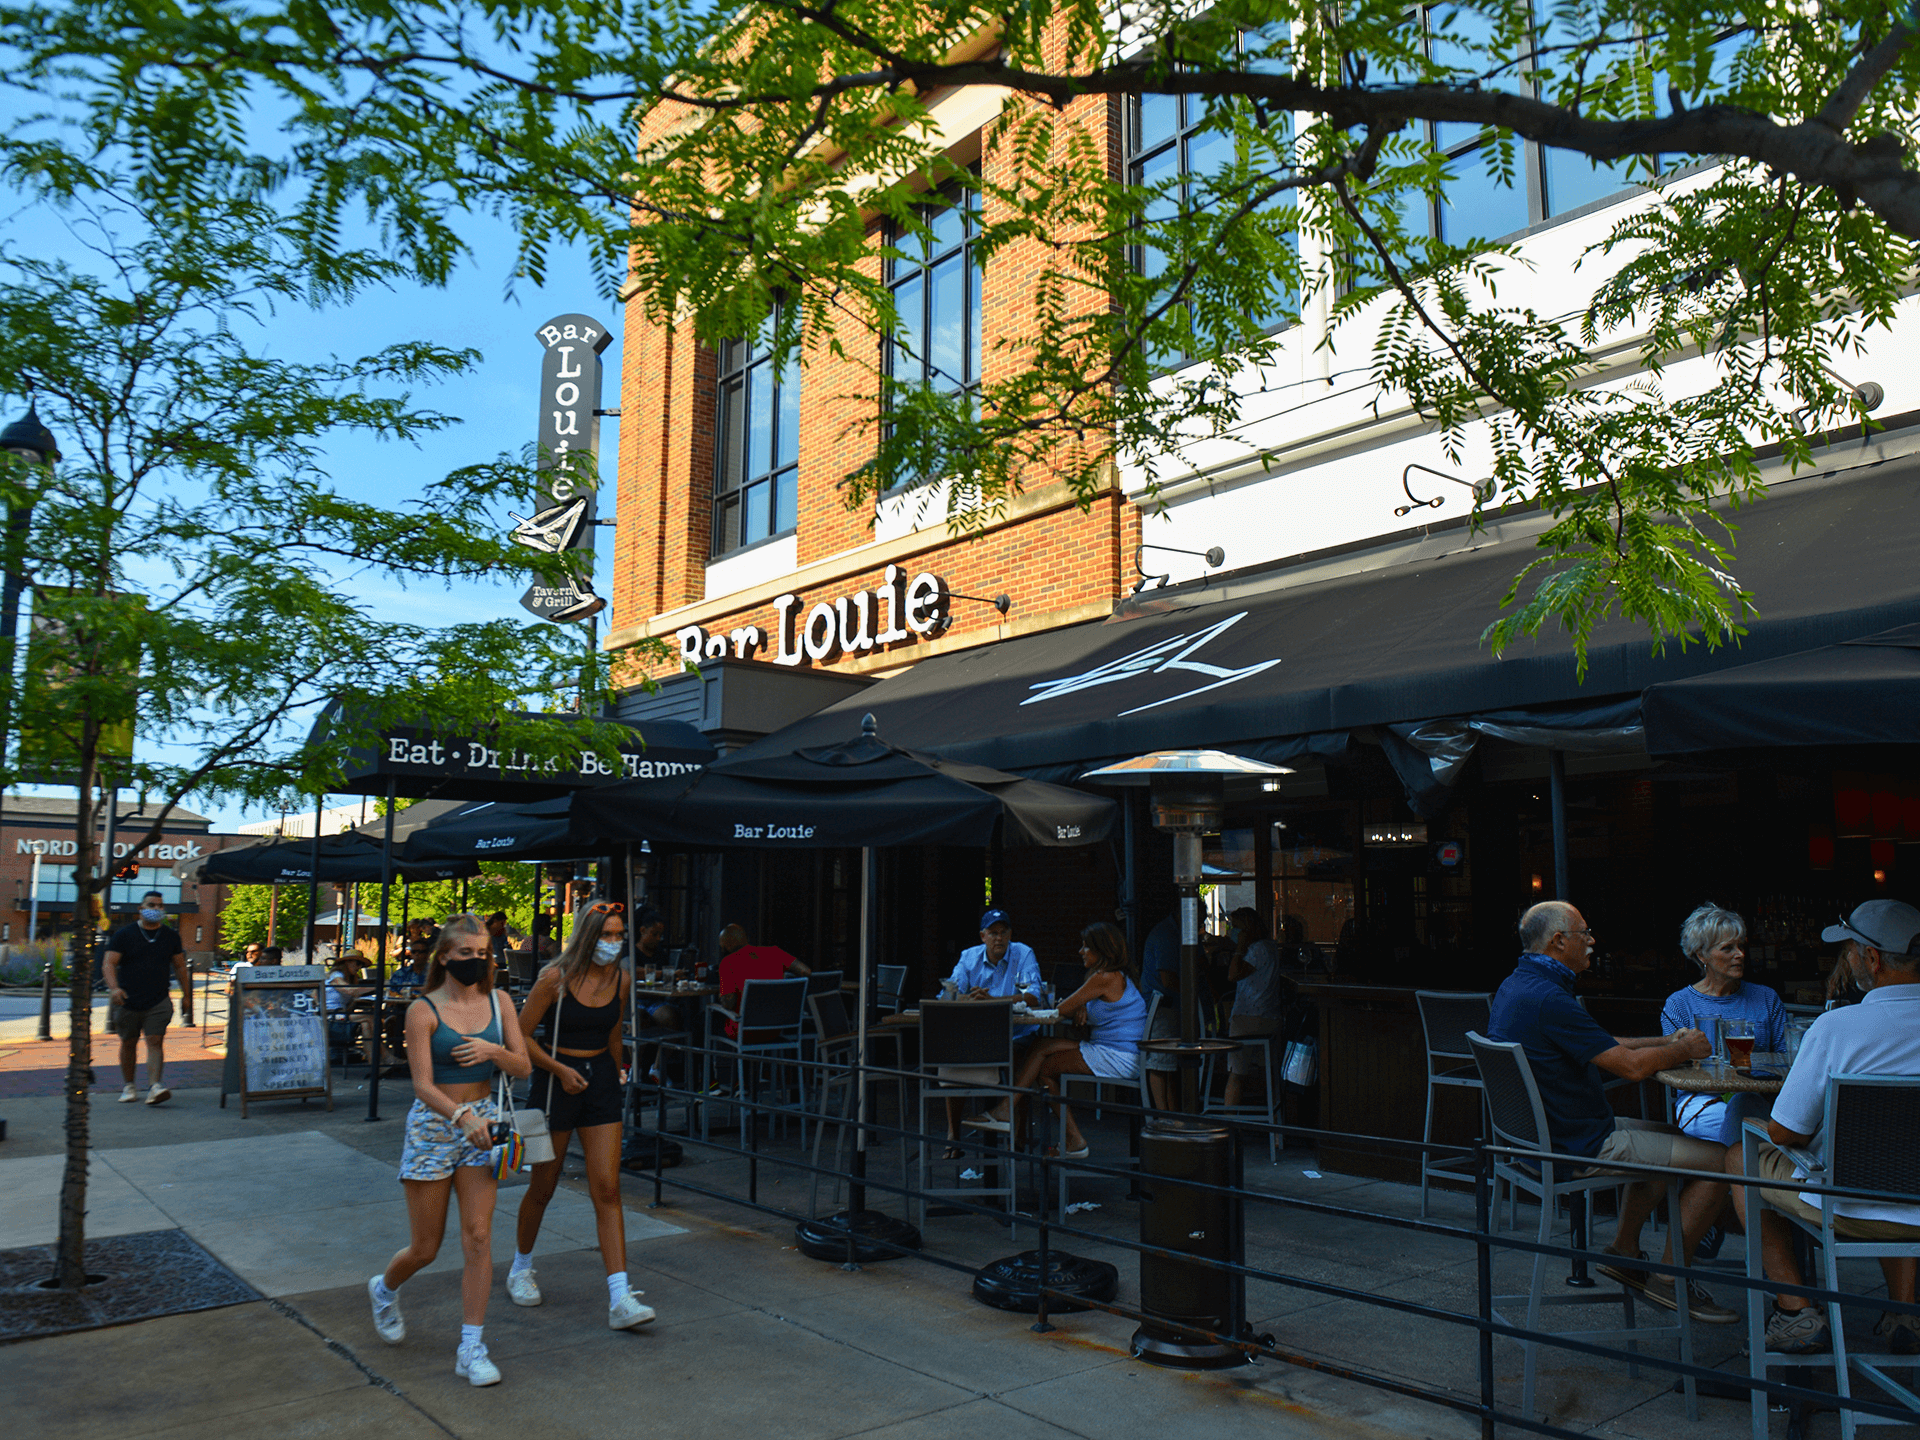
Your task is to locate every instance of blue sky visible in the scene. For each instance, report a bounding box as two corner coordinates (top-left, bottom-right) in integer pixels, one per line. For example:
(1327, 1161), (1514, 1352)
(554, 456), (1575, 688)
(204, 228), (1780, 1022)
(1, 185), (628, 835)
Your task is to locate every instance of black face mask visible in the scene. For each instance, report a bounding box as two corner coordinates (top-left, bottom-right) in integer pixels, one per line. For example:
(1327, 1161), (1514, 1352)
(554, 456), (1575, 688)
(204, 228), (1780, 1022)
(443, 956), (485, 987)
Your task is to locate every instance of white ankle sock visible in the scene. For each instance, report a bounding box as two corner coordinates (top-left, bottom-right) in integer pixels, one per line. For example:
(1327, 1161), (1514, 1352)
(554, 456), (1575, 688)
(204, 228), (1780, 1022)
(607, 1272), (630, 1305)
(373, 1277), (397, 1305)
(510, 1251), (534, 1276)
(460, 1323), (484, 1350)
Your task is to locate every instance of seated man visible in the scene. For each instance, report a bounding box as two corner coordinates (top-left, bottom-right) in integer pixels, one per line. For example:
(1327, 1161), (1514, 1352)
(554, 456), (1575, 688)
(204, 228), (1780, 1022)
(1727, 899), (1920, 1356)
(715, 922), (809, 1041)
(944, 908), (1043, 1155)
(1490, 899), (1736, 1323)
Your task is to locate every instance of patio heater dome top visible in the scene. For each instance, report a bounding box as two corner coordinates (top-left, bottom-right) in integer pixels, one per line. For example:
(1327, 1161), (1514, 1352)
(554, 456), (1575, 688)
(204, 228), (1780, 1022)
(1078, 750), (1293, 785)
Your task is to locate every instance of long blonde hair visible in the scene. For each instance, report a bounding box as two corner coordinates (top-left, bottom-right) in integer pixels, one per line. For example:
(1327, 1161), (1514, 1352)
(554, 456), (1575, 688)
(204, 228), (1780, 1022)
(545, 900), (624, 993)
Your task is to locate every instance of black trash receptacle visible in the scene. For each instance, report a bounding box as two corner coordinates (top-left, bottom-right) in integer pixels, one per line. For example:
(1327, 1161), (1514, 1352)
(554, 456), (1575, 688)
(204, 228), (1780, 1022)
(1132, 1115), (1249, 1369)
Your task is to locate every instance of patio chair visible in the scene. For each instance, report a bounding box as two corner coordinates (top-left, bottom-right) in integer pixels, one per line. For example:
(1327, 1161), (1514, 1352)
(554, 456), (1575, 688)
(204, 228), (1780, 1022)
(806, 991), (909, 1217)
(916, 999), (1017, 1227)
(1415, 990), (1492, 1219)
(1741, 1076), (1920, 1440)
(875, 964), (908, 1014)
(705, 977), (808, 1145)
(1467, 1031), (1699, 1423)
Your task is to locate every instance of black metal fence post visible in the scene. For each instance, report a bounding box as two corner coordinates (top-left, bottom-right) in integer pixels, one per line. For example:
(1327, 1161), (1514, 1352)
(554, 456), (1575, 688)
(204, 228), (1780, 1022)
(1475, 1140), (1496, 1440)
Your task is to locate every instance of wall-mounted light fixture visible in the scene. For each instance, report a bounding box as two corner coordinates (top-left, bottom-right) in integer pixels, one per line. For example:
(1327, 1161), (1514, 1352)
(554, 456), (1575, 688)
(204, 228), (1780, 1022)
(1395, 462), (1494, 518)
(1133, 542), (1226, 594)
(1817, 365), (1884, 412)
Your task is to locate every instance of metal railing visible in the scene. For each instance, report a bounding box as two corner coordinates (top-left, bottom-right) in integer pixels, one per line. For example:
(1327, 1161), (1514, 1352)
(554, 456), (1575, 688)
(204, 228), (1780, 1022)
(611, 1035), (1920, 1440)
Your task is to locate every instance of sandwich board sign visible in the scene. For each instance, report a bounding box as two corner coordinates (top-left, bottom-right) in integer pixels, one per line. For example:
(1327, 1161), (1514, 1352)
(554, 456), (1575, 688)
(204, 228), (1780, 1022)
(220, 965), (333, 1116)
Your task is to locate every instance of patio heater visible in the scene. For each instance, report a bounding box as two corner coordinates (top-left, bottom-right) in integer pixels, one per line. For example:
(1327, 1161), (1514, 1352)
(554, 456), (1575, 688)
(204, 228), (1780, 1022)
(1081, 749), (1291, 1370)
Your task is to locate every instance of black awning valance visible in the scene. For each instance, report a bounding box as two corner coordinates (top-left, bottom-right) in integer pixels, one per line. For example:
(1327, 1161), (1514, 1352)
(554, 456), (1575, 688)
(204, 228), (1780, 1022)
(734, 464), (1920, 777)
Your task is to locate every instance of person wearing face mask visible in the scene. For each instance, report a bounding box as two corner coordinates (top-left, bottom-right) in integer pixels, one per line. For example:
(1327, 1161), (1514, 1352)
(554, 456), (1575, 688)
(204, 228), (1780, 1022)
(372, 914), (532, 1385)
(507, 900), (653, 1330)
(103, 891), (192, 1106)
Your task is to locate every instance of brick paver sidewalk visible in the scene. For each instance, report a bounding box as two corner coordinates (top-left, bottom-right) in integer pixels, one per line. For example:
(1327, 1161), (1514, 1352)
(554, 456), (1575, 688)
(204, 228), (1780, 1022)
(0, 1025), (226, 1099)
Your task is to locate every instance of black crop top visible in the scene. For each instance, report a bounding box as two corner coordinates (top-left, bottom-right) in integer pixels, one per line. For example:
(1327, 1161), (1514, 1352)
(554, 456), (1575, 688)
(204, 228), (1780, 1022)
(545, 978), (621, 1051)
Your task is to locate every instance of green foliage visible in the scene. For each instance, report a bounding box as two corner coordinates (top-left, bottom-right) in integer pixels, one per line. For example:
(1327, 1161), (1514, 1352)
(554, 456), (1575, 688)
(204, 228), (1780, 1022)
(218, 884), (311, 952)
(5, 1), (1920, 667)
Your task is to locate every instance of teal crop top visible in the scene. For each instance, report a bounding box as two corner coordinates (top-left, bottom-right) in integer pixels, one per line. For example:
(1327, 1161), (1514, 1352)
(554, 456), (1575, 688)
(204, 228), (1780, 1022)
(423, 996), (502, 1084)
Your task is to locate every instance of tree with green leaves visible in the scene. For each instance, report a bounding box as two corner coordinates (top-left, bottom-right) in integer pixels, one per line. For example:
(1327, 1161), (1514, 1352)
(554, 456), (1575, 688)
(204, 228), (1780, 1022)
(0, 167), (667, 1289)
(6, 1), (1920, 666)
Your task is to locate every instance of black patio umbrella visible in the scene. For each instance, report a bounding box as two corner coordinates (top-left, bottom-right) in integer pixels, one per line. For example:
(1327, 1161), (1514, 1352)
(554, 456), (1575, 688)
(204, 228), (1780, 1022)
(178, 831), (480, 886)
(397, 795), (584, 866)
(569, 714), (1116, 1256)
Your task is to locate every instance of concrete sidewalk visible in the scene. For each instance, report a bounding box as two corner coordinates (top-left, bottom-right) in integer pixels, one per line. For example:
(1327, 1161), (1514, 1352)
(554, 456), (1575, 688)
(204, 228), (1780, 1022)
(0, 1081), (1462, 1440)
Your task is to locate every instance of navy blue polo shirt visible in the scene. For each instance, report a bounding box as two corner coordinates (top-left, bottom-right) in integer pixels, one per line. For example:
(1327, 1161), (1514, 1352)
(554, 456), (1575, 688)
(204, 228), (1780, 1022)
(1487, 952), (1619, 1158)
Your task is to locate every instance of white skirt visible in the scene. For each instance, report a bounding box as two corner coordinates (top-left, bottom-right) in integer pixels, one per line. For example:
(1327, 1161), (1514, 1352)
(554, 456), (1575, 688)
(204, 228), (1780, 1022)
(1080, 1041), (1140, 1081)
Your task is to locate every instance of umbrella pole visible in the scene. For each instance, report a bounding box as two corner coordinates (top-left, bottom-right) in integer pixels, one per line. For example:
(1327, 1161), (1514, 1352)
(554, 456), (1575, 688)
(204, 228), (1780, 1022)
(851, 845), (872, 1216)
(367, 779), (396, 1122)
(303, 794), (323, 962)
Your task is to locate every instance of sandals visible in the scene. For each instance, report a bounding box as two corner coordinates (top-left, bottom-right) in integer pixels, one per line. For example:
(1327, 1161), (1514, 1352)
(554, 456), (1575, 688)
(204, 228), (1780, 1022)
(941, 1145), (965, 1161)
(1045, 1144), (1092, 1161)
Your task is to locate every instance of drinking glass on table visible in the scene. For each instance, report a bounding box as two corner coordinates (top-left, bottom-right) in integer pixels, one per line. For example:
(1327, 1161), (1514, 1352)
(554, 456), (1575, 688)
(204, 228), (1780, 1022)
(1718, 1017), (1757, 1071)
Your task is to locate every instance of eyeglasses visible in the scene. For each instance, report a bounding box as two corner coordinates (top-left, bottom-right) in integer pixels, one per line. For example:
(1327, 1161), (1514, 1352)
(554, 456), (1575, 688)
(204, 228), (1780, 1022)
(586, 901), (625, 917)
(1837, 914), (1891, 952)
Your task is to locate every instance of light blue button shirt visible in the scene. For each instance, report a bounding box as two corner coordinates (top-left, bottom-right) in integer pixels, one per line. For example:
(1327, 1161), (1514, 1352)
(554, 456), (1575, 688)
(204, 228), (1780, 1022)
(948, 941), (1043, 1036)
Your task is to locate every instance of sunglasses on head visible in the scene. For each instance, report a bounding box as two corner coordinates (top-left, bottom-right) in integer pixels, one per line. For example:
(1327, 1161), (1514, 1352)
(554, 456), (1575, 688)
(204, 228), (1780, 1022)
(586, 901), (625, 917)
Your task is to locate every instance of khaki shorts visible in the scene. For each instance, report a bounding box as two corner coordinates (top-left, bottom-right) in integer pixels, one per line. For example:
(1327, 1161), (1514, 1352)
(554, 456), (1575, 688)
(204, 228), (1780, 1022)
(1584, 1115), (1726, 1177)
(108, 997), (173, 1039)
(1748, 1142), (1920, 1240)
(1227, 1015), (1280, 1076)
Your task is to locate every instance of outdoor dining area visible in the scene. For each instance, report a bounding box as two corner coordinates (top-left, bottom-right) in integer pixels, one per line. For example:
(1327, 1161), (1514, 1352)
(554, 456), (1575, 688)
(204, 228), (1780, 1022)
(161, 704), (1920, 1439)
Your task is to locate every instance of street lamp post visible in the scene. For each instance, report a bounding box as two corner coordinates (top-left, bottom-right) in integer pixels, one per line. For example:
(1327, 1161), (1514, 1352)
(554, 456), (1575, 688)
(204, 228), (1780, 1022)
(0, 409), (59, 1041)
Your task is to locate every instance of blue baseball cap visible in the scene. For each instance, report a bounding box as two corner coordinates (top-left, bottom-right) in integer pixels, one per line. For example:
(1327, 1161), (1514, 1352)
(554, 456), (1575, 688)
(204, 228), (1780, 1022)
(979, 908), (1011, 931)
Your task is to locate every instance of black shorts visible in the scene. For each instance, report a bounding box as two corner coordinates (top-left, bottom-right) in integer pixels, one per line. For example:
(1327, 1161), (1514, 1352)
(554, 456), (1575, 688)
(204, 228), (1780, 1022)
(529, 1051), (624, 1132)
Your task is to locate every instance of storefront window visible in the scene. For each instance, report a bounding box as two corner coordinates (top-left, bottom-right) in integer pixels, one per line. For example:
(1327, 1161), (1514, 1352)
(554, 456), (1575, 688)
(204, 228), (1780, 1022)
(886, 181), (982, 408)
(711, 304), (801, 558)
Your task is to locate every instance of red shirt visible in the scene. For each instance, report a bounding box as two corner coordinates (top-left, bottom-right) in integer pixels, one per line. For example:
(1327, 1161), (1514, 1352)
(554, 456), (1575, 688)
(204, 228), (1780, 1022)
(718, 946), (799, 1038)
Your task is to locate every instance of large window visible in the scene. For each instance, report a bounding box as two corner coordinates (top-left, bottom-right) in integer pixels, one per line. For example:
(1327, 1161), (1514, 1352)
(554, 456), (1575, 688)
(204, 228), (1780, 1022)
(712, 307), (800, 558)
(1401, 4), (1745, 242)
(1124, 35), (1297, 368)
(887, 182), (982, 404)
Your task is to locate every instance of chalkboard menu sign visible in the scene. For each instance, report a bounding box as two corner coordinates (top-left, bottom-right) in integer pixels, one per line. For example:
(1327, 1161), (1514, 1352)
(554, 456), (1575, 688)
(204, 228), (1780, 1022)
(220, 966), (333, 1116)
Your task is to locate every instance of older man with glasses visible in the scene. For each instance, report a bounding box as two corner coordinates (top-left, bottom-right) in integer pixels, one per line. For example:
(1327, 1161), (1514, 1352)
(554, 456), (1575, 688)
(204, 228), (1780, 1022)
(1490, 899), (1738, 1324)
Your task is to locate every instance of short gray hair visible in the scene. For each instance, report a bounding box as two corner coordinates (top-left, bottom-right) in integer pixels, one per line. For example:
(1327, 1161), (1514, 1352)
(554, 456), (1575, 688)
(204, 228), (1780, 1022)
(1679, 903), (1745, 972)
(1520, 901), (1579, 953)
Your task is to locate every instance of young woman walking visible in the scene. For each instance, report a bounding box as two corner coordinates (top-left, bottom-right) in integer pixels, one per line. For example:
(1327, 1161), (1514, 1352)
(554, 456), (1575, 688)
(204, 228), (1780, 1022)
(369, 914), (531, 1386)
(508, 900), (654, 1330)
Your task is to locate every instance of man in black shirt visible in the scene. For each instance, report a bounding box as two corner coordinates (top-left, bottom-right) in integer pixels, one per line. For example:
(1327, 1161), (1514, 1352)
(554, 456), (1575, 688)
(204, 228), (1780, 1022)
(103, 890), (192, 1105)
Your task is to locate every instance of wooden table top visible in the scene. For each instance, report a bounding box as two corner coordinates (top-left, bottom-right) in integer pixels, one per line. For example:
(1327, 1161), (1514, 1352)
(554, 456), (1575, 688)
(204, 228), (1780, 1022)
(1656, 1058), (1790, 1095)
(634, 982), (720, 999)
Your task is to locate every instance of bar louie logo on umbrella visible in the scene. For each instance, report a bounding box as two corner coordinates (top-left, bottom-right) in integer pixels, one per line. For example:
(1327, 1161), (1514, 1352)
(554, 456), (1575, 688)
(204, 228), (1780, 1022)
(731, 822), (819, 840)
(1023, 611), (1280, 717)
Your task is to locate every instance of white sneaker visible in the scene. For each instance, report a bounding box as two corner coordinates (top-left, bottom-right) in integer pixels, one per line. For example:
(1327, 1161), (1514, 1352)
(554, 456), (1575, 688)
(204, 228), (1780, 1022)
(145, 1083), (171, 1106)
(366, 1275), (405, 1344)
(609, 1293), (656, 1330)
(455, 1341), (501, 1386)
(118, 1084), (138, 1103)
(506, 1269), (542, 1307)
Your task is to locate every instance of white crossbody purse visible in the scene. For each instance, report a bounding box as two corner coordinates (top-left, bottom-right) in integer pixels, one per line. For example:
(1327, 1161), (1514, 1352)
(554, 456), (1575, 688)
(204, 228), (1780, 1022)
(495, 988), (554, 1167)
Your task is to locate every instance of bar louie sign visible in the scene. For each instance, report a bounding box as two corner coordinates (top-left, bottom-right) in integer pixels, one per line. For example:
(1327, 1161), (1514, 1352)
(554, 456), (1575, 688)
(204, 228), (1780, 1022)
(675, 565), (953, 666)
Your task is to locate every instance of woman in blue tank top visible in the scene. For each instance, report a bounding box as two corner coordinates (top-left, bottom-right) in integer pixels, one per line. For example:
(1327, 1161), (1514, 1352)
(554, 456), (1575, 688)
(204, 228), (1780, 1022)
(369, 914), (530, 1387)
(507, 900), (652, 1329)
(1011, 922), (1147, 1159)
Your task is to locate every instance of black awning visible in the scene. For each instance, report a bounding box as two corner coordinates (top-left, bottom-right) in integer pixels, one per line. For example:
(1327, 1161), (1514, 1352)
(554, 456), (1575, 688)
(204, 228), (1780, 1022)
(732, 464), (1920, 776)
(398, 796), (585, 864)
(1643, 623), (1920, 757)
(319, 707), (715, 801)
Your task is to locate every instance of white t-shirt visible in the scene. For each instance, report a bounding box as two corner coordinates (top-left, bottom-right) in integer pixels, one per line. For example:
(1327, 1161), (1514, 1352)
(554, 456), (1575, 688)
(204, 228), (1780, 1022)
(1769, 983), (1920, 1226)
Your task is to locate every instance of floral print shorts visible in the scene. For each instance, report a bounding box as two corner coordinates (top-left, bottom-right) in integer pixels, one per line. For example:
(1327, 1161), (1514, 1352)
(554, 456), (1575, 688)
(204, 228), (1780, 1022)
(397, 1097), (499, 1181)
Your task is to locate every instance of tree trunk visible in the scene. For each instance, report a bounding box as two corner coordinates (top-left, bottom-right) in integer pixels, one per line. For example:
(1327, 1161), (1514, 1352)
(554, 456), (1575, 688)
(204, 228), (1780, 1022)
(54, 737), (101, 1290)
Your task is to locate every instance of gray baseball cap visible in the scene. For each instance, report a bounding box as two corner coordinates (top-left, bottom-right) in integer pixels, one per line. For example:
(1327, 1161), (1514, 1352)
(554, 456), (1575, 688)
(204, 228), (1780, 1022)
(1822, 899), (1920, 955)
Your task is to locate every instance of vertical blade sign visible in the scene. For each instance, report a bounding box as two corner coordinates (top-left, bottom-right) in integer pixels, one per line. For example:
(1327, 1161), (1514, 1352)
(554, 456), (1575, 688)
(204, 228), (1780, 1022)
(535, 313), (613, 543)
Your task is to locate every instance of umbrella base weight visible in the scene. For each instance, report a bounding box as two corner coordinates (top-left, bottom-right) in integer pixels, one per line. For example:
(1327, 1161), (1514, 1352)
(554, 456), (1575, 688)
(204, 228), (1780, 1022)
(794, 1211), (921, 1263)
(971, 1250), (1118, 1314)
